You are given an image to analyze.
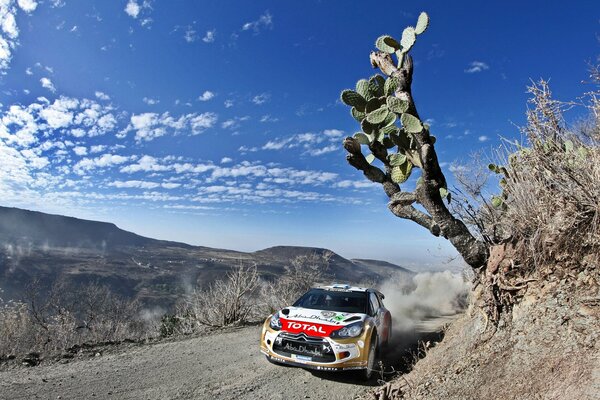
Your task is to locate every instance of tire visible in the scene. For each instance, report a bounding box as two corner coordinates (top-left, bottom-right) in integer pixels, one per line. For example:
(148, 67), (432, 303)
(360, 333), (378, 381)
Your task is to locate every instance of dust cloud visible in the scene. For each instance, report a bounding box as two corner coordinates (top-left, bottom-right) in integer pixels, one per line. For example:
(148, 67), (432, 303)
(380, 270), (470, 333)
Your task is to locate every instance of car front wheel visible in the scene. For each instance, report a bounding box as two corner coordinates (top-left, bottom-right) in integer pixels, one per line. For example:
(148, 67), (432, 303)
(360, 333), (378, 381)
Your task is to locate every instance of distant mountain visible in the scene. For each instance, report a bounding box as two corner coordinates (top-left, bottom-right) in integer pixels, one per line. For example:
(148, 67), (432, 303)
(0, 206), (413, 309)
(0, 206), (188, 250)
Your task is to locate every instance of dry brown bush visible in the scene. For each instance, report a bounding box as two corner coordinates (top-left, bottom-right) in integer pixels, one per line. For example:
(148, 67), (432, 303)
(260, 252), (332, 313)
(176, 263), (260, 330)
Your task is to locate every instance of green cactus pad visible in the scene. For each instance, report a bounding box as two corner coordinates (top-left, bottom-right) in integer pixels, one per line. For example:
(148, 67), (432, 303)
(415, 12), (429, 35)
(375, 35), (400, 54)
(367, 107), (389, 124)
(401, 113), (423, 133)
(387, 97), (409, 114)
(351, 107), (366, 122)
(389, 153), (407, 166)
(381, 125), (399, 136)
(391, 161), (413, 183)
(353, 132), (370, 145)
(491, 196), (503, 208)
(356, 79), (370, 99)
(381, 112), (397, 127)
(400, 27), (416, 53)
(396, 50), (404, 68)
(341, 90), (366, 110)
(384, 77), (400, 96)
(391, 129), (411, 150)
(365, 153), (376, 164)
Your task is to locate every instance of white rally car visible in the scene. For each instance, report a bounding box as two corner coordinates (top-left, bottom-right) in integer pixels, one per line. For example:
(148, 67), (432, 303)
(260, 284), (392, 380)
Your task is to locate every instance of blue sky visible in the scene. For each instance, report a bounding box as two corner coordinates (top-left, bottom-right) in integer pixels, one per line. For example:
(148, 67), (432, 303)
(0, 0), (598, 269)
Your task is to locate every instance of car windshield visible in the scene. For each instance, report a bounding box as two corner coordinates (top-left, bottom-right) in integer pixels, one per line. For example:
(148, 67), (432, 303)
(292, 289), (368, 314)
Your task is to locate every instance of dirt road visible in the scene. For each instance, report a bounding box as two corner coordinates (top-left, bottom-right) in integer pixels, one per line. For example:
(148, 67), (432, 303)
(0, 325), (377, 400)
(0, 320), (449, 400)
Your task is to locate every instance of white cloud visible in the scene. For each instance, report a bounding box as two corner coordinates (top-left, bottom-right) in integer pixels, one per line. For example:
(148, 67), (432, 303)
(123, 111), (218, 142)
(198, 91), (215, 101)
(124, 0), (140, 18)
(464, 61), (489, 74)
(17, 0), (37, 12)
(95, 91), (110, 101)
(40, 77), (56, 92)
(224, 100), (234, 108)
(142, 97), (159, 105)
(73, 153), (132, 175)
(25, 67), (32, 75)
(202, 29), (215, 43)
(310, 145), (337, 156)
(252, 93), (270, 105)
(323, 129), (343, 138)
(220, 157), (232, 164)
(110, 180), (180, 190)
(242, 11), (273, 33)
(478, 135), (489, 142)
(73, 146), (87, 156)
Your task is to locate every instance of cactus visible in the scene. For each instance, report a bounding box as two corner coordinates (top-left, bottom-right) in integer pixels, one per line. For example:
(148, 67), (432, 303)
(388, 153), (407, 166)
(365, 153), (376, 164)
(387, 96), (409, 114)
(391, 160), (413, 183)
(341, 90), (366, 110)
(384, 77), (400, 96)
(366, 107), (389, 124)
(415, 12), (429, 35)
(401, 113), (423, 133)
(356, 79), (370, 99)
(351, 107), (366, 122)
(353, 132), (370, 145)
(400, 27), (416, 53)
(375, 35), (400, 54)
(365, 97), (381, 113)
(381, 112), (397, 127)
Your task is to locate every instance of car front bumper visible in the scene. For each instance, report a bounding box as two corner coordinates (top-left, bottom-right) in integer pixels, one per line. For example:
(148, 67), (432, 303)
(259, 319), (374, 371)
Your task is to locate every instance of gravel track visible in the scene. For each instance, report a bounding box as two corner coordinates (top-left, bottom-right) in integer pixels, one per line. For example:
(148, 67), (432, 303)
(0, 326), (378, 400)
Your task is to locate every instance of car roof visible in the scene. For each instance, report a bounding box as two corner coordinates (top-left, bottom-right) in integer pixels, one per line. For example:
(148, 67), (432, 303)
(317, 283), (383, 297)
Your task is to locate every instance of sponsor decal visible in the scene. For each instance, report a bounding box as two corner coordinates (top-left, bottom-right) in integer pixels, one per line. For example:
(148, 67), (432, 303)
(280, 318), (338, 337)
(333, 314), (345, 322)
(320, 311), (336, 318)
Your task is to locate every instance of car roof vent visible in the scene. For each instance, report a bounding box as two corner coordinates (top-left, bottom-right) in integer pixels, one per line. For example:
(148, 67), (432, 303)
(331, 283), (351, 289)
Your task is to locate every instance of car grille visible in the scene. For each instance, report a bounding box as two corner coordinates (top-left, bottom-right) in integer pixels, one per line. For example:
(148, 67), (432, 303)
(272, 332), (336, 363)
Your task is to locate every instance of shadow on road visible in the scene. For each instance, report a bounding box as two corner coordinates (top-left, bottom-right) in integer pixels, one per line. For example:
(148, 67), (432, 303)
(304, 324), (447, 386)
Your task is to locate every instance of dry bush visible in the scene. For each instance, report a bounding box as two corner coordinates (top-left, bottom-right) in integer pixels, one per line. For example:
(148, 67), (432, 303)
(0, 282), (152, 357)
(494, 80), (600, 271)
(260, 252), (332, 313)
(176, 264), (260, 330)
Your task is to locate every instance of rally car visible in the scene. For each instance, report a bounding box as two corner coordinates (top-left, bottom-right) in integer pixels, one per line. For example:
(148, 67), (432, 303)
(260, 284), (392, 380)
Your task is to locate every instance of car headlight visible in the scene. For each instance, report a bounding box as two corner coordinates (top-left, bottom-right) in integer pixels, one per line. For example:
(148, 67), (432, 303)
(330, 321), (363, 338)
(269, 312), (282, 330)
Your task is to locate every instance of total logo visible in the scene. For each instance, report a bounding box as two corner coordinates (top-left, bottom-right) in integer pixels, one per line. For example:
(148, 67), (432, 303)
(285, 321), (327, 334)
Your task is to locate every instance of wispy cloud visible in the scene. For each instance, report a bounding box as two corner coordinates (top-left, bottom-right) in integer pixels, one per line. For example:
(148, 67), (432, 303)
(252, 93), (270, 105)
(464, 61), (490, 74)
(120, 111), (218, 142)
(202, 29), (216, 43)
(142, 97), (159, 105)
(242, 11), (273, 34)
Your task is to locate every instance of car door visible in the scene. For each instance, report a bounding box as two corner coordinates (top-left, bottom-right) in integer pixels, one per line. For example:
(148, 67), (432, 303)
(370, 292), (391, 344)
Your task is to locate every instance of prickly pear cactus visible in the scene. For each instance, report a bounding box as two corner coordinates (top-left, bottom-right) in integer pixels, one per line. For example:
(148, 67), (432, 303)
(340, 12), (431, 187)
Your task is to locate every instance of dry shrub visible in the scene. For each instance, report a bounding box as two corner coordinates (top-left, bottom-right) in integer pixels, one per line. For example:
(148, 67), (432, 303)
(0, 283), (151, 357)
(494, 80), (600, 271)
(260, 252), (332, 313)
(176, 264), (259, 330)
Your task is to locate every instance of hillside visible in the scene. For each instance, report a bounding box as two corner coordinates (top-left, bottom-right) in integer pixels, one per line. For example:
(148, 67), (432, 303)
(0, 206), (412, 308)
